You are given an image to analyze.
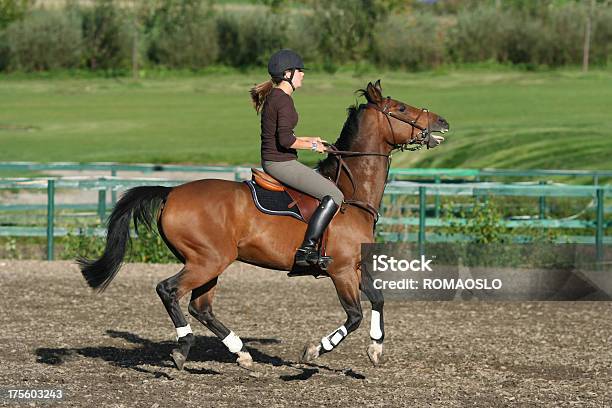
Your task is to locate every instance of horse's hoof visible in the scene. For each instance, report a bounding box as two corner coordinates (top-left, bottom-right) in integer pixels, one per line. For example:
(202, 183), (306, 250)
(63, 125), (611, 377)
(367, 342), (384, 367)
(171, 349), (187, 371)
(299, 343), (320, 363)
(236, 351), (254, 370)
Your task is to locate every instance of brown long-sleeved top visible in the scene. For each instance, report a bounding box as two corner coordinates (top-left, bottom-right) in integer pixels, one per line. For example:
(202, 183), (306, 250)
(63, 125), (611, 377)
(260, 88), (298, 162)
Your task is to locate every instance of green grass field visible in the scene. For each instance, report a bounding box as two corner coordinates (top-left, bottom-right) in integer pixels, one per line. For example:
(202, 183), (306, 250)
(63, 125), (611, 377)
(1, 68), (611, 169)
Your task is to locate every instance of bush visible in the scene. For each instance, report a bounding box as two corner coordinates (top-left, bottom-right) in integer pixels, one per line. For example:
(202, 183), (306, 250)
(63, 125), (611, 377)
(446, 3), (608, 68)
(149, 20), (218, 69)
(446, 6), (512, 64)
(442, 201), (511, 245)
(499, 17), (544, 66)
(215, 10), (287, 68)
(592, 4), (612, 66)
(60, 232), (106, 262)
(127, 228), (178, 263)
(373, 13), (446, 71)
(533, 4), (585, 66)
(440, 200), (558, 245)
(1, 1), (611, 73)
(308, 0), (387, 69)
(4, 9), (82, 71)
(284, 12), (320, 64)
(79, 0), (132, 71)
(0, 30), (10, 70)
(146, 0), (218, 69)
(310, 5), (359, 66)
(0, 237), (45, 259)
(0, 0), (32, 30)
(61, 228), (178, 264)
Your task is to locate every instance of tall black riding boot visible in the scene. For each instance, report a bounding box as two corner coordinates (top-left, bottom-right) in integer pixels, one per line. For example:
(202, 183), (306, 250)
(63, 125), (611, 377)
(294, 195), (339, 270)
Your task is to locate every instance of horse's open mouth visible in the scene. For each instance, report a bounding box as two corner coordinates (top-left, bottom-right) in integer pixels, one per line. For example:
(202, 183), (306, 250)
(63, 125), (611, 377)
(429, 129), (448, 145)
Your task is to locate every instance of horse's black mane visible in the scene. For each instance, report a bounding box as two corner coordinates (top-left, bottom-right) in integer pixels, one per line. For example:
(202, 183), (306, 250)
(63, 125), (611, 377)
(317, 90), (369, 180)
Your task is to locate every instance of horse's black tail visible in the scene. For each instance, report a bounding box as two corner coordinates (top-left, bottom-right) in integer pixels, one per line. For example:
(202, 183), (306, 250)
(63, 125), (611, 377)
(77, 186), (172, 293)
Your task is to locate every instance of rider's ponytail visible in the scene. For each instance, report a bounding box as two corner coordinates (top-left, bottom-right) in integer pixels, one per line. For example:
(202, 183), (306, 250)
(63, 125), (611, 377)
(250, 78), (280, 114)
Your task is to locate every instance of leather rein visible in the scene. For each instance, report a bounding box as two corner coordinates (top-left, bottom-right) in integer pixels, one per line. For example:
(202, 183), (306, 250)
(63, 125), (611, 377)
(324, 99), (432, 224)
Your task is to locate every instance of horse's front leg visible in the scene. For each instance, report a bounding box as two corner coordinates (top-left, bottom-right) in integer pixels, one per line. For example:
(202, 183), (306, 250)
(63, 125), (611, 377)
(360, 265), (385, 366)
(300, 267), (363, 362)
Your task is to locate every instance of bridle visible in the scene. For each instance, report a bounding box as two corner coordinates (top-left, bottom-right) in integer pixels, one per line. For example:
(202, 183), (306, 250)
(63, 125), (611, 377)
(368, 96), (436, 151)
(324, 98), (434, 225)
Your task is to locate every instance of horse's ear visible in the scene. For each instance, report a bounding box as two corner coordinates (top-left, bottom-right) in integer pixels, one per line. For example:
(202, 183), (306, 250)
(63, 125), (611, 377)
(374, 79), (382, 93)
(366, 81), (383, 104)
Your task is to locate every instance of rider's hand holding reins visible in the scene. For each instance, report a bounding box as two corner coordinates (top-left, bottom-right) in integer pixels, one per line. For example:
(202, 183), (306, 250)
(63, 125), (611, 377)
(312, 137), (327, 153)
(291, 136), (328, 153)
(304, 136), (327, 153)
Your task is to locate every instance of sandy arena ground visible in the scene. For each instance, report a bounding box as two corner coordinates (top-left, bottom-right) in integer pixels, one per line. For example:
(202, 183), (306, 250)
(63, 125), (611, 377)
(0, 260), (610, 407)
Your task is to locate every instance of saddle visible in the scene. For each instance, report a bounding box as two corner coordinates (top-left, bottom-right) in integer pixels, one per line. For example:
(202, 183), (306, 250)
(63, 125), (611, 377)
(245, 168), (333, 278)
(249, 168), (324, 224)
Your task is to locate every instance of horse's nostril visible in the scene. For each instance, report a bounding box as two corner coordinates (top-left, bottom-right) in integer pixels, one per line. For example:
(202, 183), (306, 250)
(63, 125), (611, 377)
(438, 117), (449, 130)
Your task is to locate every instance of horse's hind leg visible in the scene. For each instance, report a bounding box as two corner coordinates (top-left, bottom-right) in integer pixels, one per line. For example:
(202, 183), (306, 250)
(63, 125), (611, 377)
(300, 267), (363, 363)
(155, 267), (197, 370)
(360, 266), (385, 366)
(188, 278), (254, 369)
(156, 260), (230, 370)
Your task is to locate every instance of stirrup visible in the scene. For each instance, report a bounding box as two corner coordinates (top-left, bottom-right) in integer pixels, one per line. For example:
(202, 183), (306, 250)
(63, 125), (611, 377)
(295, 248), (333, 270)
(288, 255), (331, 278)
(287, 265), (330, 278)
(316, 254), (333, 270)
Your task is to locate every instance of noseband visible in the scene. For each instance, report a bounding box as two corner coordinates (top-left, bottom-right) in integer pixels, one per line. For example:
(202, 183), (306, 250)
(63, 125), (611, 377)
(324, 97), (434, 225)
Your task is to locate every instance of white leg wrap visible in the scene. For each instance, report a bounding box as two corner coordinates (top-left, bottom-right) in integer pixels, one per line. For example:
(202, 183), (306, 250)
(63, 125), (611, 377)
(321, 337), (333, 351)
(176, 324), (192, 340)
(370, 310), (383, 340)
(222, 331), (243, 353)
(321, 325), (347, 351)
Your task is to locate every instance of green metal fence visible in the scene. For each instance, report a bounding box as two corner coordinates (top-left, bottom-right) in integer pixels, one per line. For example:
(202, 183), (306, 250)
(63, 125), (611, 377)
(2, 161), (611, 183)
(0, 178), (186, 260)
(0, 162), (609, 261)
(379, 181), (610, 262)
(4, 161), (609, 221)
(387, 167), (612, 181)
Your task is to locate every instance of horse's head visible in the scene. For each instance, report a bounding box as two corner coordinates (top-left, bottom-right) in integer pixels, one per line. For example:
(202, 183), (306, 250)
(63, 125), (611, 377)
(361, 80), (449, 149)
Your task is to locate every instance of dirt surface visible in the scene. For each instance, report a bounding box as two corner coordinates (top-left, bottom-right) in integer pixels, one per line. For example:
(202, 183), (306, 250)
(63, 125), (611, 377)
(0, 260), (610, 407)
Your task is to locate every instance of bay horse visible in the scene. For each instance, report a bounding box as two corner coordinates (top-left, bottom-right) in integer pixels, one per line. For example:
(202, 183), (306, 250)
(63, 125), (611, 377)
(78, 80), (449, 371)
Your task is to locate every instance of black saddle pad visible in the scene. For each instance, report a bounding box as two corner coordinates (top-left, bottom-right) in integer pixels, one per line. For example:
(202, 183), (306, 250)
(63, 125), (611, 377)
(245, 180), (303, 221)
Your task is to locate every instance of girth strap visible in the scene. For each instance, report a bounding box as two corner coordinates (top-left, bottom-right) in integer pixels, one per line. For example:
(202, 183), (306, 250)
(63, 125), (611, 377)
(343, 199), (380, 223)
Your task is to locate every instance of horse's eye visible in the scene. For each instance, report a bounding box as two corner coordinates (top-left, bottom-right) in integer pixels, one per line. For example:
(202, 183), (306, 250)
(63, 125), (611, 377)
(399, 105), (406, 112)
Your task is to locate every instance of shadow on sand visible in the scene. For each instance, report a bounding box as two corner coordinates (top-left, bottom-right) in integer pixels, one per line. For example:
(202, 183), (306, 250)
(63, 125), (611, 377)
(35, 330), (365, 381)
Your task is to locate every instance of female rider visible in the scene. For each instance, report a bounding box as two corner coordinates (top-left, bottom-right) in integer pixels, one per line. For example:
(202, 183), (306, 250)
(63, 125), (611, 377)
(250, 49), (344, 270)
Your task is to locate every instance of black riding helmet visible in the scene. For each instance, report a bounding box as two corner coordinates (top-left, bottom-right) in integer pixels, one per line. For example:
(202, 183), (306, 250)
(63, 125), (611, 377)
(268, 49), (306, 91)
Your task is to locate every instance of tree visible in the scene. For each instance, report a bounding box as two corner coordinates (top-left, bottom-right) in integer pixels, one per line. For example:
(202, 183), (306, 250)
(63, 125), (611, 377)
(582, 0), (595, 71)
